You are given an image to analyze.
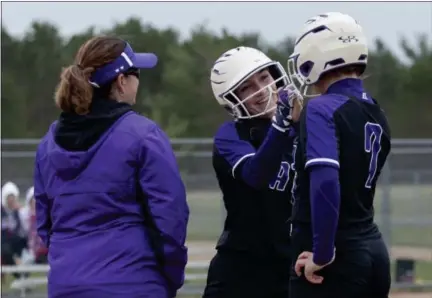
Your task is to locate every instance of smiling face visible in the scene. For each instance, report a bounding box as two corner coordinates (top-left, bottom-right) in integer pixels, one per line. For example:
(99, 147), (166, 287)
(234, 68), (279, 119)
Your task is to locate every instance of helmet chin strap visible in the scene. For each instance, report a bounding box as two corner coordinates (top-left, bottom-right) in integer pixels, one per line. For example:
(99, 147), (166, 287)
(302, 85), (321, 99)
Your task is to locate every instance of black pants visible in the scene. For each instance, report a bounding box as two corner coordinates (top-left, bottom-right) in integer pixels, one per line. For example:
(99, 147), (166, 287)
(290, 232), (391, 298)
(1, 232), (29, 278)
(1, 232), (27, 263)
(203, 249), (291, 298)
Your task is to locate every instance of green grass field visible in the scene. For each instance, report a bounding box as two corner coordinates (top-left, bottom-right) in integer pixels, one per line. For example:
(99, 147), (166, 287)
(3, 185), (431, 296)
(186, 185), (432, 247)
(4, 261), (432, 297)
(177, 184), (432, 297)
(182, 184), (432, 297)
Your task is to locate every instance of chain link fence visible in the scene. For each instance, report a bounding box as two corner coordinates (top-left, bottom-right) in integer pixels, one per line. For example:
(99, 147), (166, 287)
(3, 138), (432, 246)
(2, 138), (432, 297)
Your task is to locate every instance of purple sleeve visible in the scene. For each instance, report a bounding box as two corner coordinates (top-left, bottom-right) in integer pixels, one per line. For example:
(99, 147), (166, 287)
(138, 125), (189, 292)
(213, 123), (257, 173)
(34, 159), (51, 248)
(305, 102), (339, 169)
(310, 165), (340, 265)
(214, 123), (296, 189)
(305, 102), (341, 265)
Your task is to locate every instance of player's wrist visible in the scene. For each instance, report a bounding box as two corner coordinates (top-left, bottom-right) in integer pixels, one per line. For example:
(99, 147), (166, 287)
(272, 114), (293, 131)
(271, 122), (291, 133)
(312, 256), (331, 267)
(312, 248), (336, 267)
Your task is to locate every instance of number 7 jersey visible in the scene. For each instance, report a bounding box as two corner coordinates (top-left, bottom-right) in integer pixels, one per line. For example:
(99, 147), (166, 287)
(291, 91), (391, 230)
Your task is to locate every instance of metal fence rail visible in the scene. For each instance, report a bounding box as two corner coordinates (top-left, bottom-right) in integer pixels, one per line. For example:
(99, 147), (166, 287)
(2, 138), (432, 295)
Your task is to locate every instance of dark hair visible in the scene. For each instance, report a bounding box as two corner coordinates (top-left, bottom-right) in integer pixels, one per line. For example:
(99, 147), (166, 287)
(54, 36), (126, 115)
(320, 64), (367, 82)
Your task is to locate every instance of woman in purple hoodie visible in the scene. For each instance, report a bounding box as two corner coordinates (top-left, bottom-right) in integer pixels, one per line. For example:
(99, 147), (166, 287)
(34, 36), (189, 298)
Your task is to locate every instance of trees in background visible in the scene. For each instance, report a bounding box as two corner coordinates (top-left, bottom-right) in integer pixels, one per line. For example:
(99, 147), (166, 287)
(2, 18), (431, 138)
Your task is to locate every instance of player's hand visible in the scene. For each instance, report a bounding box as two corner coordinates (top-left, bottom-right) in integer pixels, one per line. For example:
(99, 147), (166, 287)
(272, 84), (303, 132)
(294, 251), (335, 284)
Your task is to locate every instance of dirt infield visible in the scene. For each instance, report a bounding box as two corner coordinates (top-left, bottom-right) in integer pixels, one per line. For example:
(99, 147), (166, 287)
(392, 246), (432, 262)
(390, 293), (432, 298)
(187, 241), (432, 297)
(187, 240), (432, 262)
(186, 241), (432, 298)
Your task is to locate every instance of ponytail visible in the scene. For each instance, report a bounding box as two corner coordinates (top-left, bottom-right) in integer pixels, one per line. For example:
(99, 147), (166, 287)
(54, 65), (95, 115)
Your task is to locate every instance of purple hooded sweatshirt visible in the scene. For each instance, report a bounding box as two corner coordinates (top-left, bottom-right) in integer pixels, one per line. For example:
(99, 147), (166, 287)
(34, 101), (189, 298)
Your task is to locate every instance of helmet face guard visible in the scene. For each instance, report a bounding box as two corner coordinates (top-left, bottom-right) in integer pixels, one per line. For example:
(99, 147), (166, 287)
(221, 62), (288, 119)
(287, 54), (321, 98)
